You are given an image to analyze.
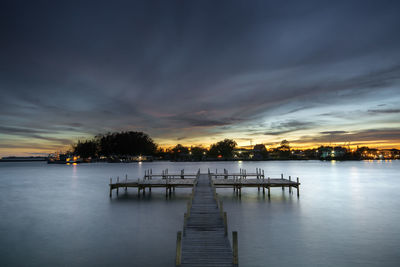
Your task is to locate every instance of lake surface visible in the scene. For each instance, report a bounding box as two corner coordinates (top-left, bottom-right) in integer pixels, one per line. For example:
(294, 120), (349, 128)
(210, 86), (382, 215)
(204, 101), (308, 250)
(1, 160), (399, 266)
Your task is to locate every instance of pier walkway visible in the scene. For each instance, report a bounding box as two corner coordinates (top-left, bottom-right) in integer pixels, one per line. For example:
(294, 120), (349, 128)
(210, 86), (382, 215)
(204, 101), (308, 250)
(176, 174), (237, 266)
(108, 168), (301, 266)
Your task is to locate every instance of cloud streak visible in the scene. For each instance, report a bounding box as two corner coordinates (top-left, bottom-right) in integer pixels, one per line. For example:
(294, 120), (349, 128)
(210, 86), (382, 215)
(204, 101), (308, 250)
(1, 0), (400, 155)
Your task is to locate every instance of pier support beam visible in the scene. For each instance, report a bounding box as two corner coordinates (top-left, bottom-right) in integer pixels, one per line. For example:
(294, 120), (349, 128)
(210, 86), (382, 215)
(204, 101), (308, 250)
(109, 178), (112, 198)
(125, 175), (127, 191)
(116, 177), (119, 196)
(297, 177), (300, 197)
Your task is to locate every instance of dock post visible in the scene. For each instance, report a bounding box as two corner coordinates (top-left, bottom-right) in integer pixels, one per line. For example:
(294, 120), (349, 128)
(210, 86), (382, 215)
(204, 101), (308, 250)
(297, 177), (300, 197)
(116, 177), (119, 196)
(281, 173), (284, 190)
(268, 177), (271, 198)
(125, 174), (128, 191)
(109, 178), (112, 198)
(289, 176), (292, 193)
(233, 231), (238, 266)
(176, 231), (182, 266)
(223, 212), (228, 236)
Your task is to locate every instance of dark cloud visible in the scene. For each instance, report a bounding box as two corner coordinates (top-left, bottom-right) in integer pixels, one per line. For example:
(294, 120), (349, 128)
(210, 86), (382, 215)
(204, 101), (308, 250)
(264, 121), (315, 135)
(1, 0), (400, 153)
(368, 109), (400, 114)
(320, 131), (349, 135)
(296, 128), (400, 144)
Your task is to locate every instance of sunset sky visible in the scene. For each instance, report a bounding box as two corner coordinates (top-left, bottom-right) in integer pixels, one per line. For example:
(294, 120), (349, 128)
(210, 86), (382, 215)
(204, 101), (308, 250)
(1, 0), (400, 157)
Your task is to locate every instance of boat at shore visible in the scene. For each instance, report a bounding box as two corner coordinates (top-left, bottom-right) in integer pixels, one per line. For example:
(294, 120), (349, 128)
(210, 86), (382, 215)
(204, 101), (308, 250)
(47, 154), (82, 164)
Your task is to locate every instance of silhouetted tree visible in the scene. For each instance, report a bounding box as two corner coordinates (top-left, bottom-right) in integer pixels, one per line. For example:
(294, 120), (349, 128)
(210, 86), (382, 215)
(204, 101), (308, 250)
(208, 139), (237, 158)
(171, 144), (189, 160)
(73, 140), (99, 158)
(253, 144), (269, 159)
(276, 140), (290, 158)
(190, 146), (208, 160)
(96, 131), (157, 156)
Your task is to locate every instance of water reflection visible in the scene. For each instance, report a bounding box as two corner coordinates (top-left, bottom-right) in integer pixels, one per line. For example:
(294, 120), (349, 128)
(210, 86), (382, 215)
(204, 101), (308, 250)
(0, 161), (399, 267)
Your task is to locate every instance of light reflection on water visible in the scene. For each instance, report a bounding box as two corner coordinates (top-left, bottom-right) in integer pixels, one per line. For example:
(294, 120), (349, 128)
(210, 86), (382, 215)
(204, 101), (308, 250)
(0, 161), (400, 266)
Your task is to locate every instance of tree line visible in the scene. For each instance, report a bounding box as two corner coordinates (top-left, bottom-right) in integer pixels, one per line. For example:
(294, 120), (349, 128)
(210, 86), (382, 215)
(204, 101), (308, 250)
(72, 132), (400, 161)
(72, 131), (238, 160)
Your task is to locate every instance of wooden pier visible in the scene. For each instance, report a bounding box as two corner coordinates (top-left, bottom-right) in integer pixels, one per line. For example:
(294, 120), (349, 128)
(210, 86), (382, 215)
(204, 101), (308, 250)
(109, 168), (300, 198)
(108, 168), (301, 266)
(176, 174), (238, 266)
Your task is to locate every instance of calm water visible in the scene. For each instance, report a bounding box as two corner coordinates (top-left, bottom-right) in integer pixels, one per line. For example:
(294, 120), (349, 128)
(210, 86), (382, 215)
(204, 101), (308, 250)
(1, 161), (399, 267)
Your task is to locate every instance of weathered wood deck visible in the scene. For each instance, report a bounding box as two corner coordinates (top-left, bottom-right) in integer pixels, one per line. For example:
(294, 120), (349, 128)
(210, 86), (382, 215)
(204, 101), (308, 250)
(109, 170), (300, 198)
(176, 174), (238, 266)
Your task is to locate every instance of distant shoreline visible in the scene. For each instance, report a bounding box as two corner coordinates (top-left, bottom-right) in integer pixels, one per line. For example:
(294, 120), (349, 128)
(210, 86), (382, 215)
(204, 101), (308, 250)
(0, 158), (398, 163)
(0, 157), (47, 162)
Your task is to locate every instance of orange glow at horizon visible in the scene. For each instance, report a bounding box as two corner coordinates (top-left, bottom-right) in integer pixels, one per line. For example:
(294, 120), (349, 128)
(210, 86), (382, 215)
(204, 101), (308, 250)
(1, 137), (400, 158)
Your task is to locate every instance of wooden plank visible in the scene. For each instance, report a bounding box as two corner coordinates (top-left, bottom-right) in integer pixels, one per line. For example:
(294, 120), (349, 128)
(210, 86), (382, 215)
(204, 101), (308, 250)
(180, 174), (234, 267)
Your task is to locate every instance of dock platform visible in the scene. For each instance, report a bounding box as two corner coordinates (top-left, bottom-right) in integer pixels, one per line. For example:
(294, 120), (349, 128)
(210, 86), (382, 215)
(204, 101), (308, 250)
(109, 168), (300, 198)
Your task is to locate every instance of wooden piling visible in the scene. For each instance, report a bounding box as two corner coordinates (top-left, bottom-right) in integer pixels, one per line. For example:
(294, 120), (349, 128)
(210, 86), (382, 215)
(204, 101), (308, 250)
(125, 174), (128, 191)
(268, 177), (271, 198)
(233, 231), (238, 266)
(297, 177), (300, 197)
(289, 176), (292, 193)
(109, 178), (112, 198)
(176, 231), (182, 266)
(116, 177), (119, 195)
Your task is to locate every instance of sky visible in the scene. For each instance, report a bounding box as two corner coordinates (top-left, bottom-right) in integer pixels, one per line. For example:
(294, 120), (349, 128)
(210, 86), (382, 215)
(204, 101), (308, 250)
(1, 0), (400, 156)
